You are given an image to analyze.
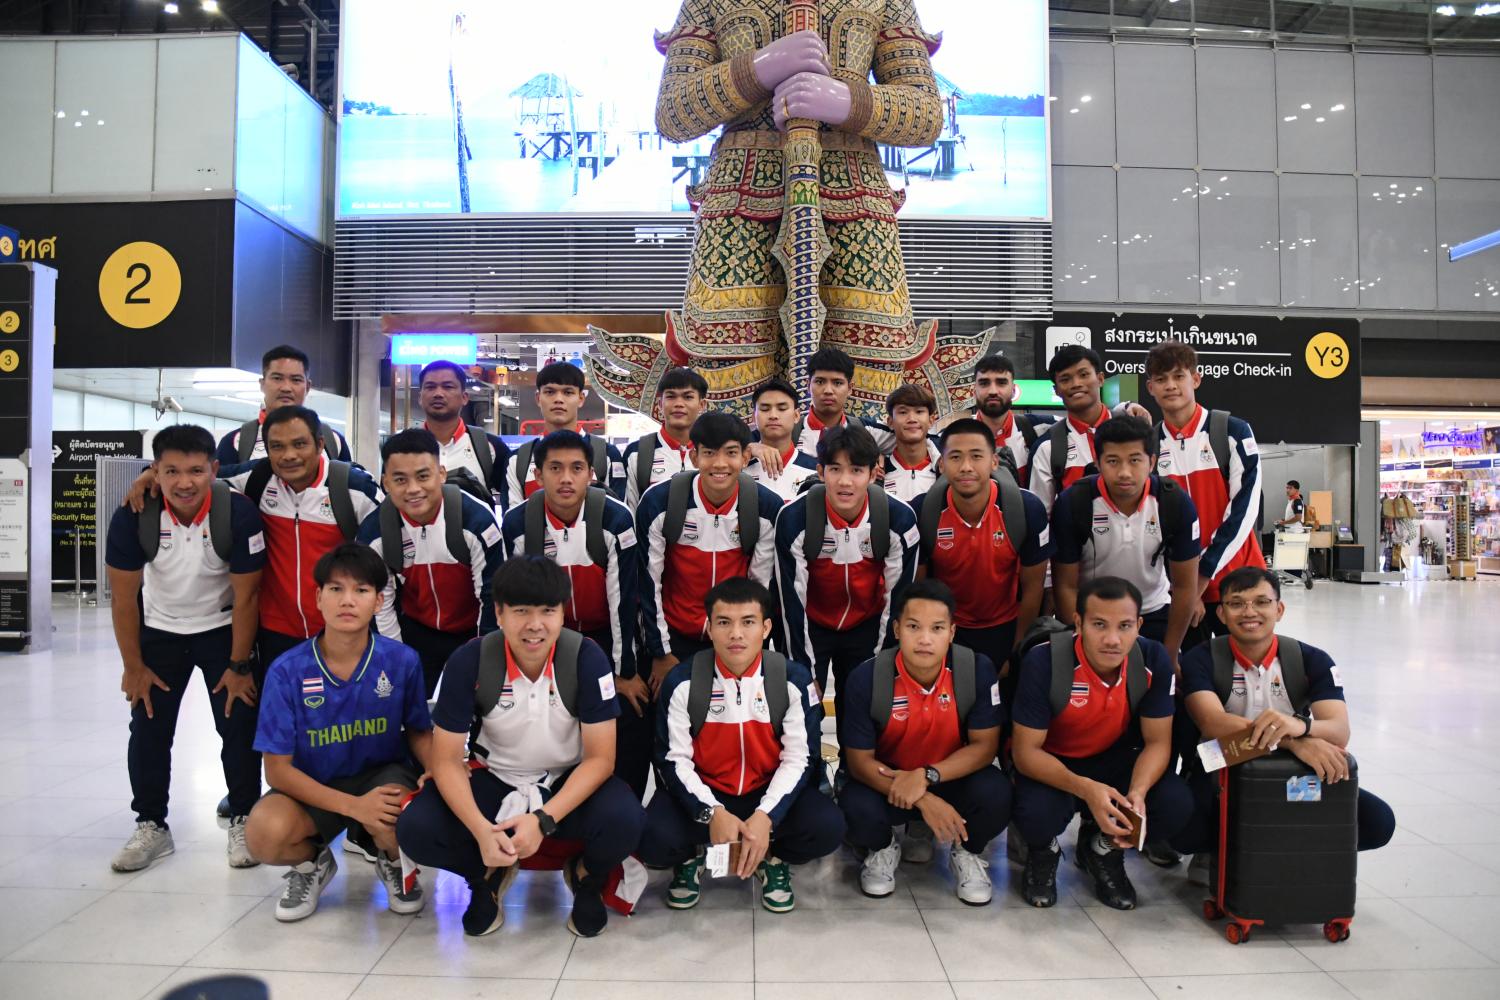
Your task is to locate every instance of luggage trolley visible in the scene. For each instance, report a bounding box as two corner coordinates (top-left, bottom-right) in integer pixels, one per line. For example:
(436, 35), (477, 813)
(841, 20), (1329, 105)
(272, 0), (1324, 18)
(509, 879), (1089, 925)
(1201, 757), (1356, 945)
(1271, 530), (1314, 590)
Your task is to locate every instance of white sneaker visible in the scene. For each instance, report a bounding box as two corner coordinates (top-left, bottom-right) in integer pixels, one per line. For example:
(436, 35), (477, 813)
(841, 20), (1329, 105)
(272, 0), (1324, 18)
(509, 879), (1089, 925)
(860, 837), (902, 898)
(902, 820), (935, 864)
(276, 847), (336, 922)
(226, 816), (259, 869)
(376, 855), (425, 914)
(111, 821), (175, 872)
(342, 834), (378, 863)
(950, 845), (993, 905)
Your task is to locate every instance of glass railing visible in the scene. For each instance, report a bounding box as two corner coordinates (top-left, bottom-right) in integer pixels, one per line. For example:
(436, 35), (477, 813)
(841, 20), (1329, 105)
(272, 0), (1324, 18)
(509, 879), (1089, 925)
(1050, 1), (1500, 45)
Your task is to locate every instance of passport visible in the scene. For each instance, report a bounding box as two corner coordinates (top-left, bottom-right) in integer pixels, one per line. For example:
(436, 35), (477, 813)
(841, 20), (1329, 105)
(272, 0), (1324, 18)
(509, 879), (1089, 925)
(1196, 724), (1274, 772)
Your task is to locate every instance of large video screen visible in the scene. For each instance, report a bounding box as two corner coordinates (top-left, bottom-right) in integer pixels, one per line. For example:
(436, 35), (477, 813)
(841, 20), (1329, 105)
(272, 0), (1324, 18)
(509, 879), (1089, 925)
(337, 0), (1049, 220)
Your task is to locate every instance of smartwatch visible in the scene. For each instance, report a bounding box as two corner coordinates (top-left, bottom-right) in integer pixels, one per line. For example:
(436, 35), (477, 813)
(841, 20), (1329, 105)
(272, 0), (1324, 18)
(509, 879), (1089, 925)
(1294, 711), (1313, 739)
(923, 766), (941, 787)
(532, 809), (558, 837)
(228, 655), (257, 677)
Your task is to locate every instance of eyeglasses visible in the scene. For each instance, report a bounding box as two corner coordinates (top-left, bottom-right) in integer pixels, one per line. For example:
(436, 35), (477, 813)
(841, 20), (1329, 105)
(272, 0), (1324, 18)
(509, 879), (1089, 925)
(1222, 597), (1277, 614)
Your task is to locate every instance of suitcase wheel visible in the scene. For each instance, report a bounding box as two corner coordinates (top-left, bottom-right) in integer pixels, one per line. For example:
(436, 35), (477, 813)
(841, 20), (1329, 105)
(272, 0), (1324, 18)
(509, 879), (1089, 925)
(1304, 574), (1314, 590)
(1202, 899), (1224, 921)
(1225, 922), (1251, 944)
(1323, 920), (1351, 943)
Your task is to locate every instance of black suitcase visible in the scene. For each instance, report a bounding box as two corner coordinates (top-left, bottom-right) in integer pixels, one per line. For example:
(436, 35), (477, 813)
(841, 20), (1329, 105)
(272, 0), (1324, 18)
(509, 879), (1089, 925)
(1203, 751), (1358, 944)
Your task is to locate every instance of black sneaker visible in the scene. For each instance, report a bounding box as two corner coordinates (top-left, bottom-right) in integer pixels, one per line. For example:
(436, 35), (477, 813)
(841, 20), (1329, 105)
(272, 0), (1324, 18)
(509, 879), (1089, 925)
(566, 860), (609, 938)
(215, 795), (232, 821)
(462, 865), (518, 937)
(1079, 843), (1137, 910)
(1142, 840), (1183, 868)
(1021, 839), (1062, 907)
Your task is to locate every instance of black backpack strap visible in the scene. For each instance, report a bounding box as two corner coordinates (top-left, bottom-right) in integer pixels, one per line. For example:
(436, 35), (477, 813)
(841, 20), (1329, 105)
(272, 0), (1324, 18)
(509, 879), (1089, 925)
(803, 484), (828, 566)
(554, 629), (583, 715)
(663, 472), (696, 547)
(325, 461), (359, 541)
(870, 648), (900, 731)
(1210, 635), (1235, 703)
(869, 484), (889, 563)
(1208, 409), (1231, 483)
(1048, 638), (1076, 717)
(687, 649), (717, 738)
(1069, 476), (1098, 555)
(324, 434), (339, 462)
(995, 467), (1027, 552)
(591, 436), (608, 487)
(467, 425), (494, 485)
(517, 440), (536, 489)
(763, 651), (789, 740)
(951, 645), (976, 728)
(584, 486), (609, 567)
(789, 419), (805, 452)
(1125, 642), (1149, 715)
(635, 434), (658, 500)
(1018, 414), (1038, 449)
(442, 484), (469, 564)
(377, 498), (405, 577)
(1049, 418), (1070, 486)
(523, 490), (546, 555)
(243, 460), (273, 507)
(474, 630), (509, 720)
(137, 494), (162, 562)
(1279, 638), (1308, 711)
(208, 481), (235, 563)
(1152, 477), (1182, 567)
(736, 473), (759, 555)
(918, 477), (948, 561)
(237, 418), (259, 463)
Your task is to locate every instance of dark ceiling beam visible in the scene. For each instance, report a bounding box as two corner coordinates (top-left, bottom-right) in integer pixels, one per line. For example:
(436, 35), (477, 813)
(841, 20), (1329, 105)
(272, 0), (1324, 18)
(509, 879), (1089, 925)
(1140, 0), (1170, 28)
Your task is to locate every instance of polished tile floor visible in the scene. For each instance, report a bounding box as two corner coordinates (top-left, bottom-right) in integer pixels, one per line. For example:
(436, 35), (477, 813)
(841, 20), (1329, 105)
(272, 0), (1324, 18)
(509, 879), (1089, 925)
(3, 582), (1499, 1000)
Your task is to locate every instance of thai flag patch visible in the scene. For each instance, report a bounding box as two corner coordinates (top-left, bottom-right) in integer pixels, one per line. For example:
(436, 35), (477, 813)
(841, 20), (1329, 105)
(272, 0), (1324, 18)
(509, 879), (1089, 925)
(935, 528), (954, 541)
(891, 694), (910, 722)
(1069, 681), (1089, 708)
(302, 676), (324, 695)
(159, 529), (172, 540)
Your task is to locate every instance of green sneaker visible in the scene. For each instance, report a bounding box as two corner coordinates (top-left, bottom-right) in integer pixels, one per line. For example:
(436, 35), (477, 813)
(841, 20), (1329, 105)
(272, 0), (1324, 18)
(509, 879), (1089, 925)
(756, 857), (795, 913)
(667, 855), (703, 910)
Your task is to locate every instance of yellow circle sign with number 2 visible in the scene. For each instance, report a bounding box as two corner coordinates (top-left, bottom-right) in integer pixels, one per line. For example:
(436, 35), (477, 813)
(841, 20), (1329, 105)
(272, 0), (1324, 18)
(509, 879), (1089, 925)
(1305, 331), (1351, 380)
(99, 242), (182, 329)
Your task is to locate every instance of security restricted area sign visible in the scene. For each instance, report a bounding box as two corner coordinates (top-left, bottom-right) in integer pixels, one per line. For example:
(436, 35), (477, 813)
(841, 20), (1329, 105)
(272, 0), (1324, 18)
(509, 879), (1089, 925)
(1043, 313), (1361, 446)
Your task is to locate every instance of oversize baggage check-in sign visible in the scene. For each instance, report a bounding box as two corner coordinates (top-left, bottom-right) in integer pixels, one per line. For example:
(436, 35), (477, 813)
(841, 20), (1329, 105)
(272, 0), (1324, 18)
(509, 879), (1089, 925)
(1042, 313), (1361, 446)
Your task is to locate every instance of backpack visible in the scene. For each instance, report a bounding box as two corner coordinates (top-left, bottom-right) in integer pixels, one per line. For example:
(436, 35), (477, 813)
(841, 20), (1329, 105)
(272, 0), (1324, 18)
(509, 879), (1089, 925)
(238, 418), (339, 464)
(1208, 635), (1308, 711)
(1067, 475), (1188, 566)
(138, 480), (235, 563)
(634, 433), (659, 500)
(243, 459), (360, 541)
(463, 425), (497, 487)
(523, 486), (611, 569)
(869, 646), (977, 732)
(470, 629), (588, 757)
(801, 483), (889, 566)
(1017, 414), (1038, 451)
(1047, 638), (1150, 717)
(663, 471), (760, 555)
(1153, 408), (1231, 483)
(686, 649), (790, 739)
(917, 467), (1027, 562)
(443, 466), (494, 510)
(376, 484), (469, 578)
(517, 436), (609, 492)
(1014, 615), (1072, 663)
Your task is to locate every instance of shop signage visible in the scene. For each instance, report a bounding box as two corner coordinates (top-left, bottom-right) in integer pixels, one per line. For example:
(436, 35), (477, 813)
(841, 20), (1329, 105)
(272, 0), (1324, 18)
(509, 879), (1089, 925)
(51, 431), (144, 584)
(1042, 313), (1361, 446)
(391, 334), (478, 366)
(1422, 428), (1484, 448)
(1381, 461), (1424, 472)
(1454, 457), (1499, 471)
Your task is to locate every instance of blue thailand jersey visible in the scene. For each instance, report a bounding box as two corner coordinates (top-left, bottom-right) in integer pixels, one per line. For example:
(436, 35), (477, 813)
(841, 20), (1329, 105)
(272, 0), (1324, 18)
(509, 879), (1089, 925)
(254, 634), (432, 785)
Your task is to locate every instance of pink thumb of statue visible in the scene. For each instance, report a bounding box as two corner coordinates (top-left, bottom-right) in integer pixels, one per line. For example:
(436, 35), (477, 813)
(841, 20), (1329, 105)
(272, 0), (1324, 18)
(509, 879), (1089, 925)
(772, 72), (853, 130)
(752, 30), (832, 91)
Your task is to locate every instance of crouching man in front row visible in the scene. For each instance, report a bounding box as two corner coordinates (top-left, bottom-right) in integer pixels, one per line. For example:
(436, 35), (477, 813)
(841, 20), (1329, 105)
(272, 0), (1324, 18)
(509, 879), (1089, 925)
(638, 578), (844, 913)
(1010, 576), (1193, 910)
(246, 543), (434, 922)
(396, 556), (645, 939)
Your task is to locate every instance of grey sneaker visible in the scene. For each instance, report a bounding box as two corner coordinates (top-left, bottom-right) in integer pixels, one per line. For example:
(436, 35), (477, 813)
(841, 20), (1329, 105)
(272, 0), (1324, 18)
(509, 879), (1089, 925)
(860, 837), (902, 898)
(276, 847), (336, 922)
(111, 821), (175, 872)
(902, 820), (935, 864)
(375, 854), (425, 914)
(949, 845), (993, 905)
(226, 816), (258, 869)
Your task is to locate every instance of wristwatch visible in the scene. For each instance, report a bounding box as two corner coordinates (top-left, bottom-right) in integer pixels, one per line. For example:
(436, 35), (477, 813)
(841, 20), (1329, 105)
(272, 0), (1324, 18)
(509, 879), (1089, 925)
(696, 803), (718, 825)
(532, 808), (558, 837)
(1293, 711), (1313, 738)
(923, 766), (942, 787)
(228, 655), (257, 677)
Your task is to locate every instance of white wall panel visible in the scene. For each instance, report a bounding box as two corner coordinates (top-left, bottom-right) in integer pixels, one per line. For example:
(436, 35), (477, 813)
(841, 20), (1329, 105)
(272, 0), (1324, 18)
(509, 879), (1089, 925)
(0, 41), (57, 198)
(1199, 171), (1280, 307)
(1354, 52), (1434, 178)
(154, 36), (238, 194)
(1357, 176), (1437, 311)
(1279, 173), (1358, 309)
(52, 40), (157, 194)
(1117, 168), (1200, 304)
(1196, 46), (1276, 172)
(1052, 165), (1119, 302)
(1275, 50), (1356, 176)
(1050, 40), (1116, 167)
(1436, 179), (1500, 313)
(1433, 56), (1500, 180)
(1115, 42), (1196, 168)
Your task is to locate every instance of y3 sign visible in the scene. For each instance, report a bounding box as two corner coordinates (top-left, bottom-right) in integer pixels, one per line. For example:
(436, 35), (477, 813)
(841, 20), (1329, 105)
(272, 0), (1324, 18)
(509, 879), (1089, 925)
(1042, 314), (1361, 446)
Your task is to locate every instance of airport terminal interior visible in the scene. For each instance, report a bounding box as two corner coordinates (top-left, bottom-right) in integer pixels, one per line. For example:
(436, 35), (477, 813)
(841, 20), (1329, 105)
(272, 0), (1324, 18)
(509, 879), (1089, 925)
(2, 2), (1499, 999)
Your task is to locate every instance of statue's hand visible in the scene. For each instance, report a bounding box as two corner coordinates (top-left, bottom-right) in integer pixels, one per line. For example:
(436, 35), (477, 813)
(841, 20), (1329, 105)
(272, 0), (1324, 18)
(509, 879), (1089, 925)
(753, 31), (831, 92)
(773, 72), (852, 131)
